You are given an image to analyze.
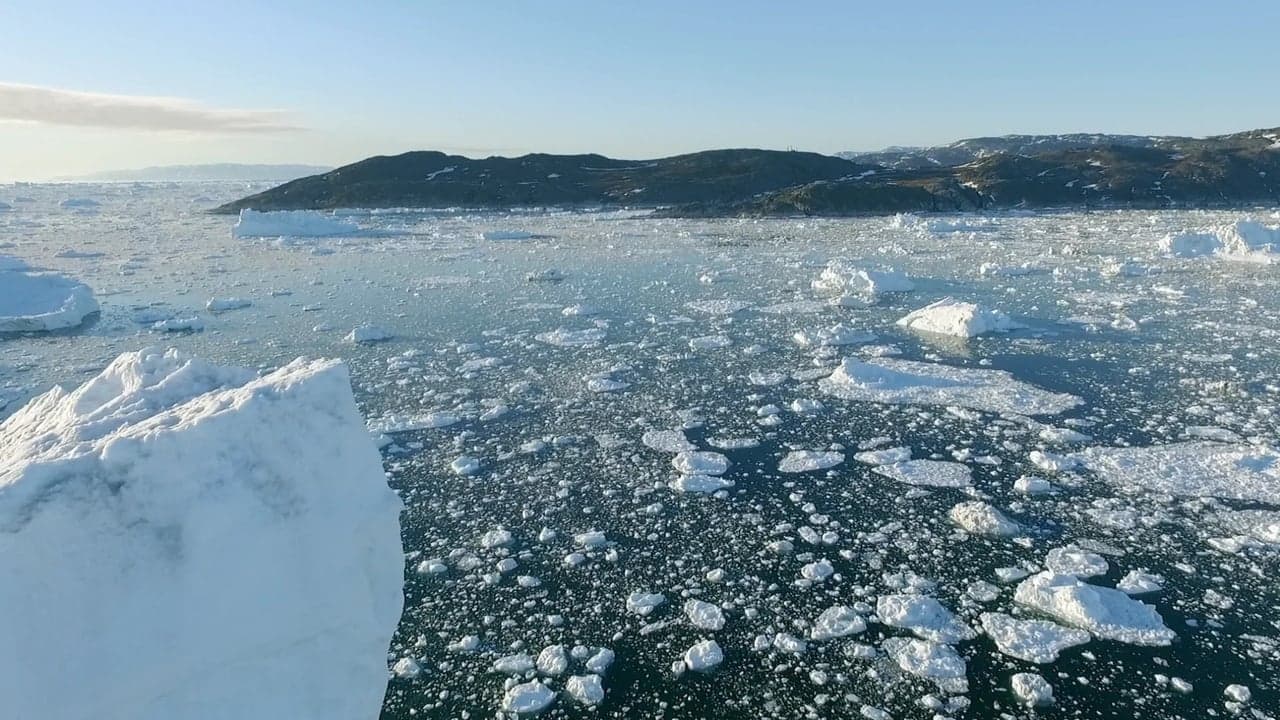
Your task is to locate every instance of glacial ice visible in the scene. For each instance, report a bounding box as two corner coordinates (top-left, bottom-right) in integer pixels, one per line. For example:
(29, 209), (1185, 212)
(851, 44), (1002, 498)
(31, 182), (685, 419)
(1013, 572), (1175, 646)
(233, 208), (360, 238)
(896, 298), (1019, 338)
(0, 348), (404, 720)
(0, 262), (99, 332)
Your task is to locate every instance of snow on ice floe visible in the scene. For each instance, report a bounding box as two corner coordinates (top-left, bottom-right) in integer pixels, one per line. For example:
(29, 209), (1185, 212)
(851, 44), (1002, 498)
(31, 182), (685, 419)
(1011, 672), (1054, 706)
(948, 501), (1021, 536)
(876, 594), (976, 644)
(1013, 572), (1175, 646)
(1070, 441), (1280, 503)
(810, 606), (867, 640)
(881, 637), (968, 693)
(812, 261), (915, 299)
(873, 460), (972, 488)
(979, 612), (1090, 664)
(535, 327), (607, 347)
(501, 680), (556, 714)
(682, 639), (724, 672)
(778, 450), (845, 473)
(0, 261), (99, 332)
(1160, 219), (1280, 262)
(819, 357), (1082, 416)
(896, 297), (1019, 338)
(0, 348), (403, 720)
(673, 450), (730, 476)
(232, 209), (360, 238)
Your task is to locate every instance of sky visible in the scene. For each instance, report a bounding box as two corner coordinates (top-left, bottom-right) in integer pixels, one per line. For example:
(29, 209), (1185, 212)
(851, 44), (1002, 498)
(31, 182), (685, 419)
(1, 0), (1278, 180)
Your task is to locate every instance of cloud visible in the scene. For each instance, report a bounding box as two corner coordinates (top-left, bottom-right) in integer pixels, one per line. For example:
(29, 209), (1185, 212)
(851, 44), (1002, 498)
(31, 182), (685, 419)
(0, 82), (302, 133)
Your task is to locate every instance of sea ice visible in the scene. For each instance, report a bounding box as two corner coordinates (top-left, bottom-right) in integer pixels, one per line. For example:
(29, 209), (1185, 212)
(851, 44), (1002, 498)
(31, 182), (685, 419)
(819, 357), (1082, 416)
(948, 501), (1021, 536)
(1010, 672), (1054, 706)
(882, 637), (968, 693)
(810, 606), (867, 640)
(565, 674), (605, 706)
(684, 599), (726, 630)
(535, 327), (607, 347)
(347, 324), (394, 343)
(501, 681), (556, 714)
(1070, 442), (1280, 503)
(873, 460), (972, 488)
(673, 451), (730, 475)
(0, 348), (404, 720)
(876, 594), (976, 643)
(778, 450), (845, 473)
(683, 639), (724, 672)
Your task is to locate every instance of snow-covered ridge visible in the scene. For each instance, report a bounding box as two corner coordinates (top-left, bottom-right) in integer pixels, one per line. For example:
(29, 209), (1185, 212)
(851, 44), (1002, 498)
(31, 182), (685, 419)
(0, 348), (404, 720)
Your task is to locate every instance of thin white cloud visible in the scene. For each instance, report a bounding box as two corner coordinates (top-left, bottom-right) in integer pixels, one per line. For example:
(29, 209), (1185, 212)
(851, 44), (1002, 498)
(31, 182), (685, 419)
(0, 82), (302, 133)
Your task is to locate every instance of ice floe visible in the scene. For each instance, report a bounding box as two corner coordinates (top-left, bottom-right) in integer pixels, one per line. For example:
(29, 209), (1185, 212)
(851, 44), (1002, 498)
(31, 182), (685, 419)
(873, 459), (972, 488)
(232, 209), (360, 238)
(0, 262), (99, 332)
(896, 297), (1019, 338)
(979, 612), (1090, 663)
(1013, 572), (1175, 646)
(1070, 441), (1280, 503)
(819, 357), (1082, 416)
(778, 450), (845, 473)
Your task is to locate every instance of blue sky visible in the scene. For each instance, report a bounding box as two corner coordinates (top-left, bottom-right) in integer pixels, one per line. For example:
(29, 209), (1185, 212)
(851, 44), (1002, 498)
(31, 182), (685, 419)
(2, 0), (1277, 179)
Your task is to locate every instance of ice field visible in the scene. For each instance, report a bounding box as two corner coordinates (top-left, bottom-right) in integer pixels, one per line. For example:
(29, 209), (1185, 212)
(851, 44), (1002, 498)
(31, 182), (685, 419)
(1, 182), (1278, 719)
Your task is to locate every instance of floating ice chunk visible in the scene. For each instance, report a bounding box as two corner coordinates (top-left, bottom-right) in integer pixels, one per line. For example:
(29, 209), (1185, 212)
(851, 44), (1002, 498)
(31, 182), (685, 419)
(896, 297), (1019, 338)
(536, 327), (606, 347)
(873, 460), (972, 488)
(233, 209), (359, 238)
(565, 674), (604, 706)
(811, 606), (867, 640)
(586, 648), (614, 674)
(670, 474), (735, 494)
(493, 654), (536, 675)
(673, 451), (730, 476)
(948, 501), (1021, 536)
(876, 594), (976, 643)
(627, 592), (666, 616)
(0, 349), (403, 720)
(0, 268), (99, 332)
(854, 446), (912, 465)
(1014, 475), (1053, 495)
(1029, 449), (1080, 473)
(1010, 672), (1054, 706)
(1224, 684), (1252, 704)
(480, 229), (535, 241)
(347, 324), (394, 343)
(501, 680), (556, 714)
(536, 645), (569, 676)
(574, 530), (607, 549)
(1013, 572), (1175, 645)
(819, 357), (1081, 416)
(812, 261), (915, 297)
(1161, 231), (1222, 257)
(882, 637), (968, 693)
(802, 559), (835, 581)
(206, 297), (251, 312)
(685, 299), (752, 315)
(642, 429), (696, 452)
(779, 450), (844, 473)
(1044, 546), (1109, 578)
(979, 612), (1090, 663)
(793, 324), (876, 348)
(1070, 442), (1280, 503)
(450, 456), (481, 475)
(367, 411), (461, 434)
(773, 633), (809, 654)
(150, 315), (204, 332)
(392, 657), (422, 679)
(684, 600), (726, 630)
(480, 528), (514, 548)
(587, 376), (629, 392)
(1117, 570), (1164, 595)
(689, 334), (732, 350)
(683, 639), (723, 672)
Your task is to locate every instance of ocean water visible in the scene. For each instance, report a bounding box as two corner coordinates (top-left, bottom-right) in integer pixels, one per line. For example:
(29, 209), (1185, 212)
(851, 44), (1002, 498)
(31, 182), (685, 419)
(2, 183), (1278, 718)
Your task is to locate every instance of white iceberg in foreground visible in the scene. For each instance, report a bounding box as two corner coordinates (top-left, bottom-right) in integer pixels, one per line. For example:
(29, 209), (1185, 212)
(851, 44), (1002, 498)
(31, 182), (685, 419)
(896, 297), (1018, 338)
(0, 260), (99, 332)
(819, 357), (1082, 416)
(232, 208), (360, 238)
(0, 348), (404, 720)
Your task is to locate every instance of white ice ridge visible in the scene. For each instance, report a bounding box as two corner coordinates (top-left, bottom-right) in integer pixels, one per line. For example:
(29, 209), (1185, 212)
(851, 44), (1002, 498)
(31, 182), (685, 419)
(896, 297), (1019, 338)
(232, 208), (360, 238)
(0, 256), (99, 332)
(0, 348), (405, 720)
(819, 357), (1081, 416)
(1070, 441), (1280, 503)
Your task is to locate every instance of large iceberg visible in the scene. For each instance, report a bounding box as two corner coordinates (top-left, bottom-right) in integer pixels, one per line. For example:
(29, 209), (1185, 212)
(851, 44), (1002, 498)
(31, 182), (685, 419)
(0, 257), (99, 332)
(232, 209), (361, 238)
(0, 348), (404, 720)
(1160, 219), (1280, 262)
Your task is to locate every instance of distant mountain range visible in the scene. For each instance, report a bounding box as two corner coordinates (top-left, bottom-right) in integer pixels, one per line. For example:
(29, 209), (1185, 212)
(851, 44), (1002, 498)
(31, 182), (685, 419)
(214, 127), (1280, 216)
(74, 163), (332, 183)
